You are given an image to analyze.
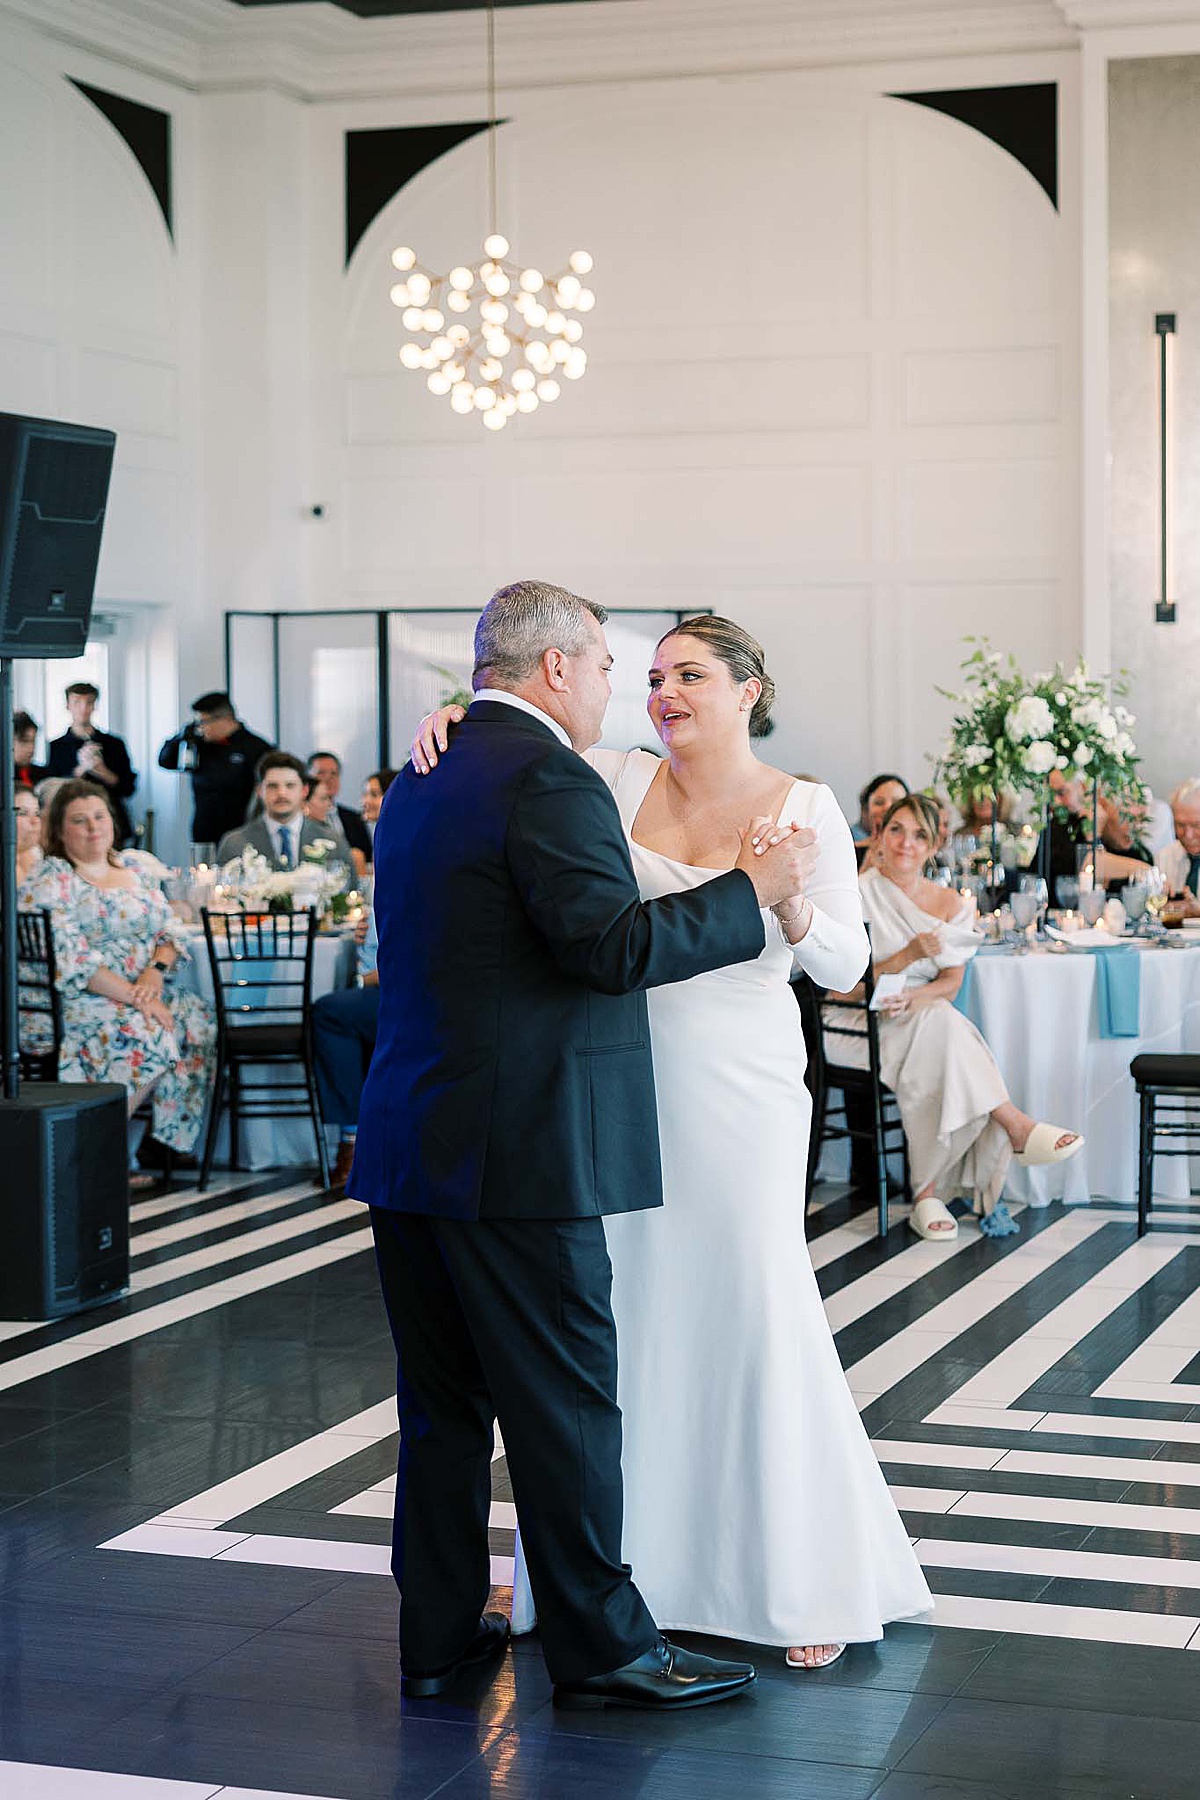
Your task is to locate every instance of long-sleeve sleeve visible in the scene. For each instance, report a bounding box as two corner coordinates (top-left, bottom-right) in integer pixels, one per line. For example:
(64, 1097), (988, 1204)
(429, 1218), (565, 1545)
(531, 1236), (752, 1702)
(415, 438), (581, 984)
(507, 749), (765, 996)
(784, 785), (870, 991)
(158, 732), (185, 771)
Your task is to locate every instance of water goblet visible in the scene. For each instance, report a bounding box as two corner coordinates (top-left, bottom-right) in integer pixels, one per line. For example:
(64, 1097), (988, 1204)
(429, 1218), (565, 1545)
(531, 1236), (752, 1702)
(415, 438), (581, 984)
(1056, 876), (1080, 911)
(1122, 881), (1149, 935)
(1079, 888), (1106, 927)
(1018, 874), (1049, 937)
(1010, 891), (1039, 949)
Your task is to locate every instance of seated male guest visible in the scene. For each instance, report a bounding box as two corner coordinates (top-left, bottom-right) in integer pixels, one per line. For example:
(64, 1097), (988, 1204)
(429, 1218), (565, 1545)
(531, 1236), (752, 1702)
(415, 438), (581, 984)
(46, 681), (138, 846)
(216, 751), (350, 869)
(313, 910), (379, 1189)
(13, 711), (46, 790)
(1157, 779), (1200, 904)
(307, 751), (372, 872)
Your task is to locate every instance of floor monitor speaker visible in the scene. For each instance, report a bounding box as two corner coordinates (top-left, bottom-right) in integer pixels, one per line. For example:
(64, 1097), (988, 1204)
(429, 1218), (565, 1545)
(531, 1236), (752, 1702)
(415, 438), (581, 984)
(0, 412), (116, 659)
(0, 1084), (129, 1321)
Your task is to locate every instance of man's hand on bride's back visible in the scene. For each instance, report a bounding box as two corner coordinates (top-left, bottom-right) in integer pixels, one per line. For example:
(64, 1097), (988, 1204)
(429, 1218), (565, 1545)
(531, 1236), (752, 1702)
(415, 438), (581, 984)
(735, 819), (819, 909)
(412, 704), (467, 774)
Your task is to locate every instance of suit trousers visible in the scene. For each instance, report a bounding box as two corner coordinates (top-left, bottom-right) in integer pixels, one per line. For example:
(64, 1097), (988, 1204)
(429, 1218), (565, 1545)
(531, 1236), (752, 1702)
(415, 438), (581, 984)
(312, 986), (380, 1129)
(369, 1207), (658, 1684)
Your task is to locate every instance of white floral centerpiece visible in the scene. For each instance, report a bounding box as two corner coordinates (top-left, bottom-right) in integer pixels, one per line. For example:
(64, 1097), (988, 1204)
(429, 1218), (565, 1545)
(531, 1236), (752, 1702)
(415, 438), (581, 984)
(217, 845), (350, 917)
(1017, 660), (1144, 829)
(935, 641), (1031, 811)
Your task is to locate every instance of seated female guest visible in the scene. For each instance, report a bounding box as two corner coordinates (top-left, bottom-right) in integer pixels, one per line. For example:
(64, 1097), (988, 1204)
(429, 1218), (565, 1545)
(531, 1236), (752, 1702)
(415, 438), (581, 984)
(359, 768), (397, 839)
(20, 780), (216, 1178)
(15, 786), (43, 886)
(828, 794), (1084, 1240)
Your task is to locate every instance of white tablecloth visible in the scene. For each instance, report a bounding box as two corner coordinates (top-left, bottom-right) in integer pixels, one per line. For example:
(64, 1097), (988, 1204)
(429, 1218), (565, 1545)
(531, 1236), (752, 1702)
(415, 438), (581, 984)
(959, 941), (1200, 1205)
(175, 927), (357, 1170)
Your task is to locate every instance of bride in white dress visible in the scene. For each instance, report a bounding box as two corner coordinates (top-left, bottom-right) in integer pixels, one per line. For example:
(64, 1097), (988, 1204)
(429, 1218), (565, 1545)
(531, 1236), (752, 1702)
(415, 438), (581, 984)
(415, 614), (933, 1666)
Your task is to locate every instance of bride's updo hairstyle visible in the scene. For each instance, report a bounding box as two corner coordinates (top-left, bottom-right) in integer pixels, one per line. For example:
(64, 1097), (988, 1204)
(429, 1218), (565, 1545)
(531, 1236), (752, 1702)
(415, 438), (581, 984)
(661, 615), (776, 739)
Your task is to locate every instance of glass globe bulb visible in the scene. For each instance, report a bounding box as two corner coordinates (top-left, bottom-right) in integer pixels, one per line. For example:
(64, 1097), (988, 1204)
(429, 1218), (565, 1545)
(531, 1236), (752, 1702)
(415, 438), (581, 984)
(402, 307), (424, 331)
(483, 233), (510, 259)
(556, 276), (581, 305)
(389, 284), (410, 308)
(407, 272), (432, 304)
(526, 303), (547, 329)
(564, 350), (588, 380)
(446, 291), (472, 314)
(569, 250), (593, 275)
(575, 289), (595, 312)
(563, 319), (584, 343)
(483, 407), (508, 431)
(449, 266), (474, 291)
(484, 271), (511, 298)
(421, 308), (444, 333)
(485, 332), (511, 357)
(427, 371), (452, 396)
(480, 299), (509, 325)
(445, 361), (465, 384)
(520, 268), (544, 293)
(480, 358), (503, 382)
(447, 324), (471, 346)
(536, 379), (561, 402)
(391, 245), (417, 271)
(420, 348), (439, 370)
(473, 386), (496, 410)
(430, 336), (453, 361)
(551, 338), (571, 363)
(451, 389), (475, 415)
(516, 390), (539, 413)
(512, 367), (536, 392)
(545, 311), (567, 336)
(399, 343), (424, 369)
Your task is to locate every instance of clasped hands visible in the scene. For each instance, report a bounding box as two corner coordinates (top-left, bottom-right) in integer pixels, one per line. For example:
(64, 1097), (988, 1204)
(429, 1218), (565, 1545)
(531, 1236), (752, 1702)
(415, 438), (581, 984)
(737, 818), (819, 928)
(128, 965), (173, 1031)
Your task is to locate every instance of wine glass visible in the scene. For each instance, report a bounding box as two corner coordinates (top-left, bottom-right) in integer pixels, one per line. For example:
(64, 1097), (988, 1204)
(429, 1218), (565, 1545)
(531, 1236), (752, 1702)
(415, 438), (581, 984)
(1122, 880), (1149, 935)
(1079, 888), (1106, 927)
(1018, 874), (1049, 937)
(1010, 891), (1039, 948)
(1056, 875), (1080, 911)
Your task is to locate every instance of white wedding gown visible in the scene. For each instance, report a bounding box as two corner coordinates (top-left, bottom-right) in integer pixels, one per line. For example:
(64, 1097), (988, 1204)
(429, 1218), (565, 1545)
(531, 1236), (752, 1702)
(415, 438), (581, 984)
(511, 750), (933, 1648)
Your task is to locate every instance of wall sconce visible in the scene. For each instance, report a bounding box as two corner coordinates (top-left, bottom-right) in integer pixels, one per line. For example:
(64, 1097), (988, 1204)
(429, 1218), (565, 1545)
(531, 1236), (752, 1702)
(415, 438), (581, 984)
(1155, 311), (1177, 624)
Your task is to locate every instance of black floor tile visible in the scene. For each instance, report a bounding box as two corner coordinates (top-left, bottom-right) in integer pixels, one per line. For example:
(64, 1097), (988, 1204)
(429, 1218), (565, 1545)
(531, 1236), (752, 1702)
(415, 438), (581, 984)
(79, 1688), (491, 1800)
(3, 1545), (348, 1628)
(895, 1696), (1200, 1799)
(438, 1734), (884, 1800)
(0, 1494), (152, 1591)
(874, 1774), (1115, 1799)
(0, 1593), (258, 1691)
(957, 1631), (1200, 1722)
(0, 1673), (152, 1762)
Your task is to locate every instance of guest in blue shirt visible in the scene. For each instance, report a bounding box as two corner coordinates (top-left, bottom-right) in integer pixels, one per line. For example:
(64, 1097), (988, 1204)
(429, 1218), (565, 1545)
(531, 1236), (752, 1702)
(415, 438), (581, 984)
(313, 909), (380, 1189)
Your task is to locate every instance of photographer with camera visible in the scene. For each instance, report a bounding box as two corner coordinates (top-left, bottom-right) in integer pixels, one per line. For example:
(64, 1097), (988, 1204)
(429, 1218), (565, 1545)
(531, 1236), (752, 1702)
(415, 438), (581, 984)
(157, 691), (273, 848)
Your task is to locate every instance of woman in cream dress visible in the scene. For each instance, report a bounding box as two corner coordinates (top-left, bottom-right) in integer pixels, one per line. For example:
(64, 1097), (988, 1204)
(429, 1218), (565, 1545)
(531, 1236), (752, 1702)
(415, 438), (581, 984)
(830, 793), (1083, 1240)
(415, 616), (934, 1668)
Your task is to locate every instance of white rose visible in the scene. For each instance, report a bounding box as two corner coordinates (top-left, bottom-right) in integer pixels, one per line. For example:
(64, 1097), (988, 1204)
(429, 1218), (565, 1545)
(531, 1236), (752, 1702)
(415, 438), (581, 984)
(1097, 712), (1119, 741)
(1071, 697), (1102, 730)
(963, 743), (992, 770)
(1115, 705), (1132, 727)
(1055, 692), (1067, 705)
(1007, 695), (1055, 742)
(1115, 731), (1136, 757)
(1073, 743), (1094, 767)
(1023, 740), (1058, 776)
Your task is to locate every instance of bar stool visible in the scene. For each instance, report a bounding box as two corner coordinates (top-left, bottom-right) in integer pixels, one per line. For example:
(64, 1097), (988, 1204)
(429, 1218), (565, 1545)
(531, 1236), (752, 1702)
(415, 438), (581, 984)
(1130, 1053), (1200, 1236)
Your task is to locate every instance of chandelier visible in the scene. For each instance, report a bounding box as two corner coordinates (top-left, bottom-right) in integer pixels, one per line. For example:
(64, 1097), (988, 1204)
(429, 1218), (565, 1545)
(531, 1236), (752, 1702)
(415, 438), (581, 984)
(388, 2), (594, 432)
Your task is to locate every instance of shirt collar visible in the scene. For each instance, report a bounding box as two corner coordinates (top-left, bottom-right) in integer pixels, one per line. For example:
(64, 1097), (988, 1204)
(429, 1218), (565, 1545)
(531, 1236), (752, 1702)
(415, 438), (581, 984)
(472, 688), (572, 750)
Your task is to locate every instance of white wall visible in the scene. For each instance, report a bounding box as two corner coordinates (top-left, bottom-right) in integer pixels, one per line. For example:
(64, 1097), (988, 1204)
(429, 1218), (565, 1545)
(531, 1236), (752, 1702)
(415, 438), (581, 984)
(330, 68), (1078, 806)
(1109, 54), (1200, 798)
(0, 4), (1083, 827)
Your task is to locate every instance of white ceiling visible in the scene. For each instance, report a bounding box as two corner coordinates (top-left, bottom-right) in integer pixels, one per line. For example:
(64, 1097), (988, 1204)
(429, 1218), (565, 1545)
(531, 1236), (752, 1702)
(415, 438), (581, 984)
(5, 0), (1200, 98)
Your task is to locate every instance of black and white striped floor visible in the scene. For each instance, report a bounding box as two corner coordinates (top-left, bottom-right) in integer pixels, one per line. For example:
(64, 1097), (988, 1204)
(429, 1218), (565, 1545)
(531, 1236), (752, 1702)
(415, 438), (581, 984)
(5, 1171), (1200, 1798)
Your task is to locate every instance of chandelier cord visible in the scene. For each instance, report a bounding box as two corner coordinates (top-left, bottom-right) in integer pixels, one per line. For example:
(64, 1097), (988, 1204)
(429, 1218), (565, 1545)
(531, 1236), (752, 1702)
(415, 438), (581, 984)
(486, 0), (498, 240)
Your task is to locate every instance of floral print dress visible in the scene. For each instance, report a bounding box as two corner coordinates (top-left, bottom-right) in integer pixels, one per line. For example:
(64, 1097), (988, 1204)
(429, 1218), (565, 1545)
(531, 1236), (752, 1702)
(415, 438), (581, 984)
(20, 856), (217, 1152)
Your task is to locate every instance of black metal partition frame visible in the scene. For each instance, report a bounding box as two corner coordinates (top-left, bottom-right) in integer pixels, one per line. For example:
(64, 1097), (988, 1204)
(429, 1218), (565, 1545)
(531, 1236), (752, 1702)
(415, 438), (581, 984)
(224, 606), (698, 775)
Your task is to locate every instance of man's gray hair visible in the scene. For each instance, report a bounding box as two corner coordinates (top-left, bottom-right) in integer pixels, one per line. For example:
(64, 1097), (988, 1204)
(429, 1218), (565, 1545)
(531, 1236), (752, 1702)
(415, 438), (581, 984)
(473, 580), (607, 689)
(1172, 777), (1200, 809)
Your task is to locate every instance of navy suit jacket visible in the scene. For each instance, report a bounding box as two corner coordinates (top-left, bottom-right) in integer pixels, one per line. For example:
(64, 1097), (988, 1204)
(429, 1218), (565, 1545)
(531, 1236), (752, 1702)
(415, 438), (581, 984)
(350, 703), (766, 1222)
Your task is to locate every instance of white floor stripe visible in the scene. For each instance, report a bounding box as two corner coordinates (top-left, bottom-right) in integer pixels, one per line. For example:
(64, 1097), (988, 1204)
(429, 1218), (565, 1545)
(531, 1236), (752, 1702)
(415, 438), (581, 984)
(0, 1229), (374, 1397)
(0, 1763), (340, 1800)
(843, 1214), (1114, 1398)
(925, 1404), (1048, 1432)
(917, 1533), (1200, 1589)
(131, 1183), (318, 1252)
(128, 1172), (302, 1224)
(996, 1447), (1200, 1487)
(872, 1438), (1010, 1471)
(1093, 1283), (1200, 1395)
(1033, 1412), (1200, 1446)
(131, 1200), (362, 1292)
(1097, 1379), (1200, 1407)
(927, 1591), (1199, 1649)
(947, 1488), (1200, 1534)
(935, 1240), (1186, 1411)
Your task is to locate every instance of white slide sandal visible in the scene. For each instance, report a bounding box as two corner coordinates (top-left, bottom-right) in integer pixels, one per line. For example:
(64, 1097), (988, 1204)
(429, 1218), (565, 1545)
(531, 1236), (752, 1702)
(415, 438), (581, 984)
(786, 1644), (846, 1670)
(1016, 1124), (1086, 1168)
(909, 1196), (959, 1240)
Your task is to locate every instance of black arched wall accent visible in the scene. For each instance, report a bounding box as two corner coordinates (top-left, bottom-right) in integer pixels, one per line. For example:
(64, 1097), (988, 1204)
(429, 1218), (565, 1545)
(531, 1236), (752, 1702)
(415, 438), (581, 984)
(345, 122), (495, 266)
(69, 80), (173, 238)
(891, 83), (1058, 210)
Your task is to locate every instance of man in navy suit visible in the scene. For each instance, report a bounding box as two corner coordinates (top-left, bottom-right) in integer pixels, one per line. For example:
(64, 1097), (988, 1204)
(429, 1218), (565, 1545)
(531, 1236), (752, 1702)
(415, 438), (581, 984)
(353, 581), (814, 1710)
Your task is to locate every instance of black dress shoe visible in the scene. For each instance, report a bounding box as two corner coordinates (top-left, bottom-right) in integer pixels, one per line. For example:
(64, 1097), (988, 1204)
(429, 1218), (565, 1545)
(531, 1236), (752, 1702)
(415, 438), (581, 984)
(401, 1612), (511, 1697)
(554, 1636), (756, 1711)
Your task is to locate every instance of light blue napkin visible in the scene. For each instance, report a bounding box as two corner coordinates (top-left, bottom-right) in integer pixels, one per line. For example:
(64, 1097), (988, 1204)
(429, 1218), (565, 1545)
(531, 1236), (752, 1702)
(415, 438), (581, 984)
(1092, 945), (1141, 1038)
(953, 959), (978, 1023)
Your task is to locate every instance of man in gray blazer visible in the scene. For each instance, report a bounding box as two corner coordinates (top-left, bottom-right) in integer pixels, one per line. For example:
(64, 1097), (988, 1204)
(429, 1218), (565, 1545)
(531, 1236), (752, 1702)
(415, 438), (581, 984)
(216, 751), (350, 869)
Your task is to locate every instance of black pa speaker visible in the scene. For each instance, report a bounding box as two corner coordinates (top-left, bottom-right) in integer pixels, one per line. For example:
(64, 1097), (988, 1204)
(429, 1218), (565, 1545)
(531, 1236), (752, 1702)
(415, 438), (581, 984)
(0, 1083), (129, 1320)
(0, 411), (116, 659)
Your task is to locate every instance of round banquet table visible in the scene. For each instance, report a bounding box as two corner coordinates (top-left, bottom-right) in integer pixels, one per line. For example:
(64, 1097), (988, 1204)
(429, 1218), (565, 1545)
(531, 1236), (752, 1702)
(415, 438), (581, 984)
(956, 938), (1200, 1206)
(173, 925), (357, 1170)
